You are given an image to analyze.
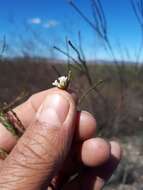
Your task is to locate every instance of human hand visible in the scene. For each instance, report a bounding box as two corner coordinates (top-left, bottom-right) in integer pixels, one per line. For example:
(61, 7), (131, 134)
(0, 88), (122, 190)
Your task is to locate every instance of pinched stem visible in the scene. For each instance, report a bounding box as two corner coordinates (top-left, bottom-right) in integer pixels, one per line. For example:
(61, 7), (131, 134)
(0, 112), (22, 137)
(0, 147), (8, 159)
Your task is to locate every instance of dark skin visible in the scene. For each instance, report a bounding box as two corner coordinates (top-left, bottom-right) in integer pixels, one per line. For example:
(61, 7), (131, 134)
(0, 88), (122, 190)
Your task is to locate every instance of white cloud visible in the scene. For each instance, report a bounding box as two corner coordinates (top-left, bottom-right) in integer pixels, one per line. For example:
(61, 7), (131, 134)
(43, 20), (59, 28)
(27, 18), (59, 29)
(28, 17), (41, 24)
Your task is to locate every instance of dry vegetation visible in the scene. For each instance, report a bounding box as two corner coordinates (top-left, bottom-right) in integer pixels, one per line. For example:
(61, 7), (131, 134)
(0, 57), (143, 189)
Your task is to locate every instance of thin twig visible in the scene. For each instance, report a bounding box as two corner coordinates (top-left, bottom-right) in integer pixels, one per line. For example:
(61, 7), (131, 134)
(51, 65), (61, 77)
(10, 110), (25, 133)
(53, 46), (82, 71)
(69, 0), (104, 39)
(78, 31), (86, 60)
(79, 80), (104, 104)
(68, 40), (93, 85)
(2, 91), (28, 112)
(65, 36), (71, 72)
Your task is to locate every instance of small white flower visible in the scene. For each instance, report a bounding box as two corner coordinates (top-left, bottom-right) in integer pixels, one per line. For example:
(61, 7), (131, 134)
(52, 76), (69, 89)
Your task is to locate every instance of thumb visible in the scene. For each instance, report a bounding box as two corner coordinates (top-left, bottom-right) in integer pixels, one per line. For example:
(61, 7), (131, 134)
(0, 90), (76, 190)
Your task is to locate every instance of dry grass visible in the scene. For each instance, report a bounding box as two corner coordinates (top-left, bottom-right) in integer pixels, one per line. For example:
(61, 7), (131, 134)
(0, 57), (143, 189)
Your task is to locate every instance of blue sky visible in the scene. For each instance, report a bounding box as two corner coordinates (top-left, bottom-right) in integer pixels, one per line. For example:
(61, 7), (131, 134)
(0, 0), (142, 61)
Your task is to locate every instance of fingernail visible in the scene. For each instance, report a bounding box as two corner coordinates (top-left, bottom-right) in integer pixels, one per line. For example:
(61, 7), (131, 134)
(36, 94), (70, 126)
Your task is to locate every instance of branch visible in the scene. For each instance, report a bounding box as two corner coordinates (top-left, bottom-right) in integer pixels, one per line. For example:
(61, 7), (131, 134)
(79, 80), (104, 104)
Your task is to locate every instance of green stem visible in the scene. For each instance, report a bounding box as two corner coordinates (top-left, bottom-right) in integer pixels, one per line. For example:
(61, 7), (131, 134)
(0, 112), (21, 137)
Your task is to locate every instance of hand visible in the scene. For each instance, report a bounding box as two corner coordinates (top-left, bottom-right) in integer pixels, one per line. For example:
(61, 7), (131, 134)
(0, 88), (122, 190)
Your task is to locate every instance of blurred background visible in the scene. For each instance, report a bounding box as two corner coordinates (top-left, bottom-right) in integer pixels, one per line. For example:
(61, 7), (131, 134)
(0, 0), (143, 189)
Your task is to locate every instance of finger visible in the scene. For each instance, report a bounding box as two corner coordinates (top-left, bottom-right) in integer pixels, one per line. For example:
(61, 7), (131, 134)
(0, 90), (76, 189)
(77, 137), (111, 167)
(0, 88), (76, 152)
(80, 141), (122, 190)
(49, 138), (110, 189)
(0, 123), (18, 152)
(62, 141), (122, 190)
(75, 111), (96, 142)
